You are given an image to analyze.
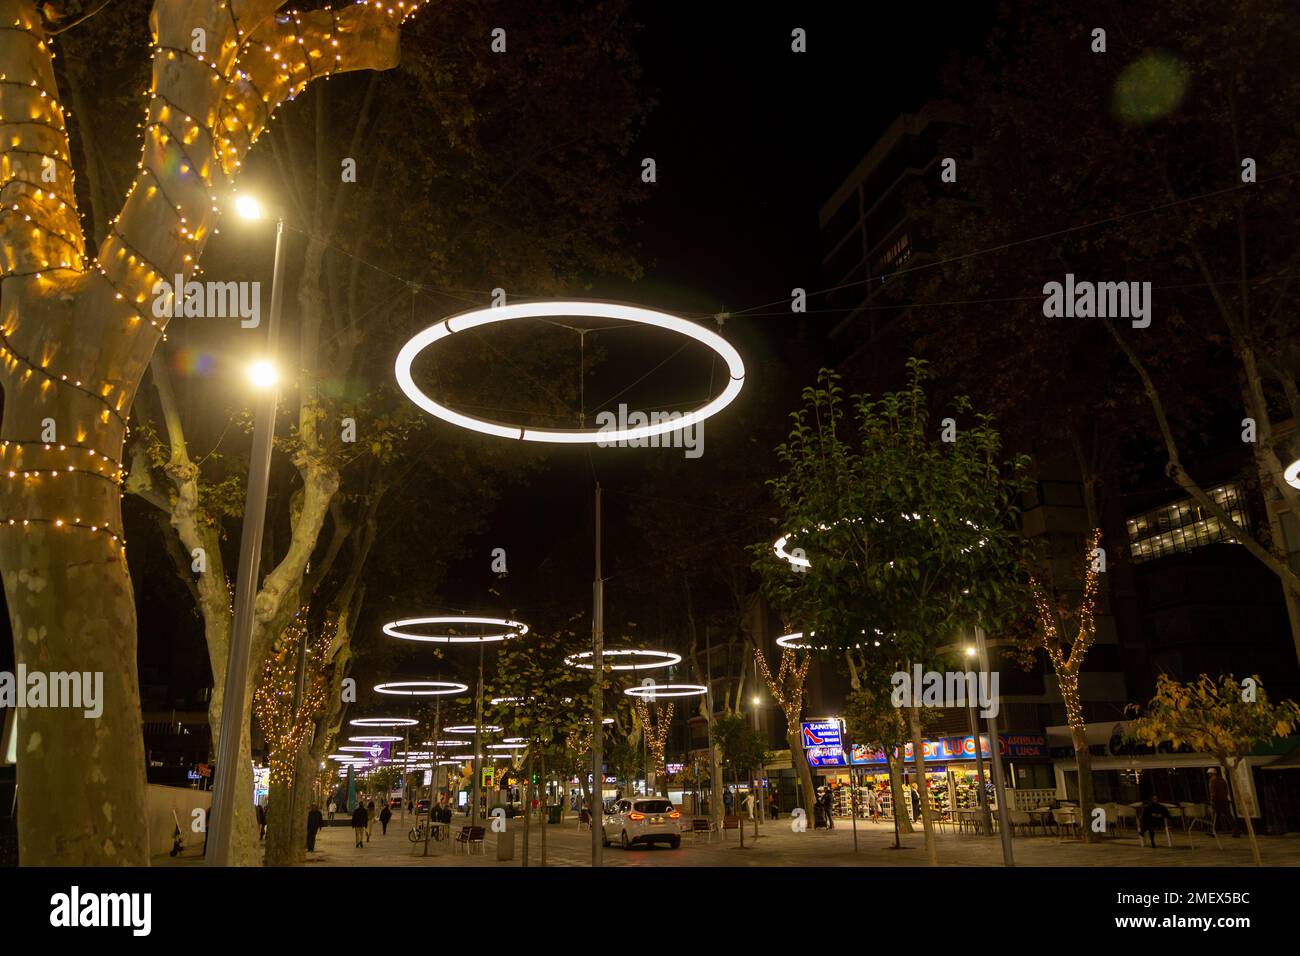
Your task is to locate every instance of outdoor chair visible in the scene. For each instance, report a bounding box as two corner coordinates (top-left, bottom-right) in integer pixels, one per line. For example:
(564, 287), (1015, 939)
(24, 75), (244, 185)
(1116, 804), (1138, 834)
(691, 817), (714, 842)
(453, 826), (486, 855)
(1182, 803), (1221, 849)
(720, 815), (740, 840)
(1008, 809), (1033, 836)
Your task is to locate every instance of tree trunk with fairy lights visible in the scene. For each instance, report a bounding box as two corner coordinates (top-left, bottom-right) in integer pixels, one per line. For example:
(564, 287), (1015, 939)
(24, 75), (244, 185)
(255, 612), (328, 866)
(0, 0), (418, 865)
(634, 697), (673, 798)
(755, 645), (816, 820)
(1032, 528), (1103, 843)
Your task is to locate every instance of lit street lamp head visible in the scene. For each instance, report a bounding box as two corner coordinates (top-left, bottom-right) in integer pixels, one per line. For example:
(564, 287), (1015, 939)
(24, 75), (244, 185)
(247, 359), (278, 390)
(234, 194), (265, 221)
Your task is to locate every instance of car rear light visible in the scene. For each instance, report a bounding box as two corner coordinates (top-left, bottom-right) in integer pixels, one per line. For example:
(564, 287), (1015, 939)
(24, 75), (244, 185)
(668, 811), (680, 818)
(628, 812), (646, 820)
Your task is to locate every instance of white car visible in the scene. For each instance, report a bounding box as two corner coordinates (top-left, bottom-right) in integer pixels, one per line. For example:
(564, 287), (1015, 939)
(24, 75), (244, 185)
(602, 798), (682, 850)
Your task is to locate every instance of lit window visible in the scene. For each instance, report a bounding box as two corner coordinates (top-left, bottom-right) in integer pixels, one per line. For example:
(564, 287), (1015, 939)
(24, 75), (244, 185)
(1126, 484), (1249, 563)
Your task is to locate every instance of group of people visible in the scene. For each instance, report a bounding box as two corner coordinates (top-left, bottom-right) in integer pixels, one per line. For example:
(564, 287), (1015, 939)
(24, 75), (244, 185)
(1137, 767), (1241, 847)
(348, 798), (395, 848)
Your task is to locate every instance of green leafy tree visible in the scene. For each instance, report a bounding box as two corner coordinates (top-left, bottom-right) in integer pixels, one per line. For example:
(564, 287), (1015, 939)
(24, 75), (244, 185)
(754, 360), (1031, 864)
(711, 712), (771, 840)
(1128, 674), (1300, 865)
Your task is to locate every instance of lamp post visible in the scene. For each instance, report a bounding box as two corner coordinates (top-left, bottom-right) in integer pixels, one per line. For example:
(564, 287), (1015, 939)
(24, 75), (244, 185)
(207, 196), (287, 866)
(975, 623), (1014, 866)
(965, 645), (993, 836)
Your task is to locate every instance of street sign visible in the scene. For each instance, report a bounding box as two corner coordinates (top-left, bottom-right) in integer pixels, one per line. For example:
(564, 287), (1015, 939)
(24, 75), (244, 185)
(801, 719), (843, 749)
(806, 745), (848, 767)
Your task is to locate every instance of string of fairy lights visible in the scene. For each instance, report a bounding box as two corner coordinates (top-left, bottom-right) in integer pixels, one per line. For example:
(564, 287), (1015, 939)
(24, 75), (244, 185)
(1032, 528), (1103, 730)
(0, 0), (426, 554)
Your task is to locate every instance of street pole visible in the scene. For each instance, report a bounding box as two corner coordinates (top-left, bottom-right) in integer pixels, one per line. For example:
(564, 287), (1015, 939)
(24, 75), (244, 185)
(472, 641), (485, 828)
(976, 623), (1014, 866)
(591, 483), (604, 867)
(424, 692), (441, 856)
(207, 217), (287, 867)
(401, 724), (409, 826)
(966, 699), (992, 835)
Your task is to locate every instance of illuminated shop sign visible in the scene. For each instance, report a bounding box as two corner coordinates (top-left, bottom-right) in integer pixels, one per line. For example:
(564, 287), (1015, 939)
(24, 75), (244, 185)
(848, 733), (1048, 765)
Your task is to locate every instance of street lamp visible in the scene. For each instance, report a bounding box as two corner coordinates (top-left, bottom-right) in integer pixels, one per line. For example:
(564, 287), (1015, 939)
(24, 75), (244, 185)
(206, 194), (288, 867)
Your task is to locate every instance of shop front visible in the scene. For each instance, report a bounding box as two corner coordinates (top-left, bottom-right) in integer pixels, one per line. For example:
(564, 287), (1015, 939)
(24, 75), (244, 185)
(810, 732), (1053, 821)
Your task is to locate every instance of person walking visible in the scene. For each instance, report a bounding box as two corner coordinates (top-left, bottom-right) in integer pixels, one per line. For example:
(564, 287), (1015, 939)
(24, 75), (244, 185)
(723, 788), (734, 817)
(256, 801), (267, 841)
(306, 804), (323, 852)
(365, 799), (376, 843)
(379, 802), (393, 836)
(768, 791), (778, 819)
(1208, 768), (1238, 837)
(821, 786), (835, 829)
(351, 801), (368, 848)
(327, 799), (336, 824)
(909, 783), (921, 823)
(866, 787), (880, 823)
(1139, 794), (1170, 847)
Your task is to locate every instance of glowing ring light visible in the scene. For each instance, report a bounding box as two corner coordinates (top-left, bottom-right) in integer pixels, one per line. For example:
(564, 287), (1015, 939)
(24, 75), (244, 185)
(350, 717), (419, 728)
(372, 680), (469, 697)
(563, 648), (681, 671)
(444, 724), (503, 735)
(776, 630), (871, 651)
(776, 631), (821, 650)
(383, 616), (529, 645)
(623, 683), (708, 699)
(348, 735), (401, 743)
(490, 696), (533, 705)
(773, 533), (813, 570)
(1286, 458), (1300, 489)
(395, 301), (746, 443)
(338, 746), (383, 753)
(502, 737), (528, 744)
(421, 739), (470, 748)
(487, 742), (528, 751)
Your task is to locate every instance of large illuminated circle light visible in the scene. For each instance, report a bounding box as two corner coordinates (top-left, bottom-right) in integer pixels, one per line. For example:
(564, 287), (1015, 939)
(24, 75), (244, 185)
(776, 631), (823, 650)
(563, 648), (682, 671)
(394, 301), (746, 443)
(383, 616), (529, 645)
(348, 735), (401, 743)
(623, 683), (708, 699)
(373, 680), (469, 697)
(444, 724), (503, 735)
(1285, 458), (1300, 489)
(350, 717), (419, 728)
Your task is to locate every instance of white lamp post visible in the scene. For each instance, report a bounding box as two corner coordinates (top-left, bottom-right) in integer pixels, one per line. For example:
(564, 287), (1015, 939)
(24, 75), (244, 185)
(207, 196), (287, 867)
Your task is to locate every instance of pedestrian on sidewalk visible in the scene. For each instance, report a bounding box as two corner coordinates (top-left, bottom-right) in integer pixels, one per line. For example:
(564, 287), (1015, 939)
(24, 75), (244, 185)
(1139, 794), (1169, 847)
(351, 802), (368, 848)
(866, 788), (880, 823)
(306, 804), (323, 852)
(768, 791), (778, 819)
(1208, 768), (1238, 837)
(379, 802), (392, 835)
(327, 799), (336, 824)
(909, 784), (921, 823)
(821, 787), (835, 829)
(366, 799), (376, 842)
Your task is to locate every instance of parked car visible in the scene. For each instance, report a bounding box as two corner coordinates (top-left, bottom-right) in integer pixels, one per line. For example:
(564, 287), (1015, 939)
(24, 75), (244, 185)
(602, 798), (681, 850)
(389, 797), (403, 810)
(415, 799), (430, 814)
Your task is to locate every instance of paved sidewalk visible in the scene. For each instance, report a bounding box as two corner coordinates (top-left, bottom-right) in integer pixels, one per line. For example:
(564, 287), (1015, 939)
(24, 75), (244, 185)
(248, 815), (1300, 868)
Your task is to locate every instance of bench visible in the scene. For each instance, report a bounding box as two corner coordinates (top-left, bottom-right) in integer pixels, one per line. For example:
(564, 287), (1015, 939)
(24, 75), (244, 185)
(454, 826), (486, 854)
